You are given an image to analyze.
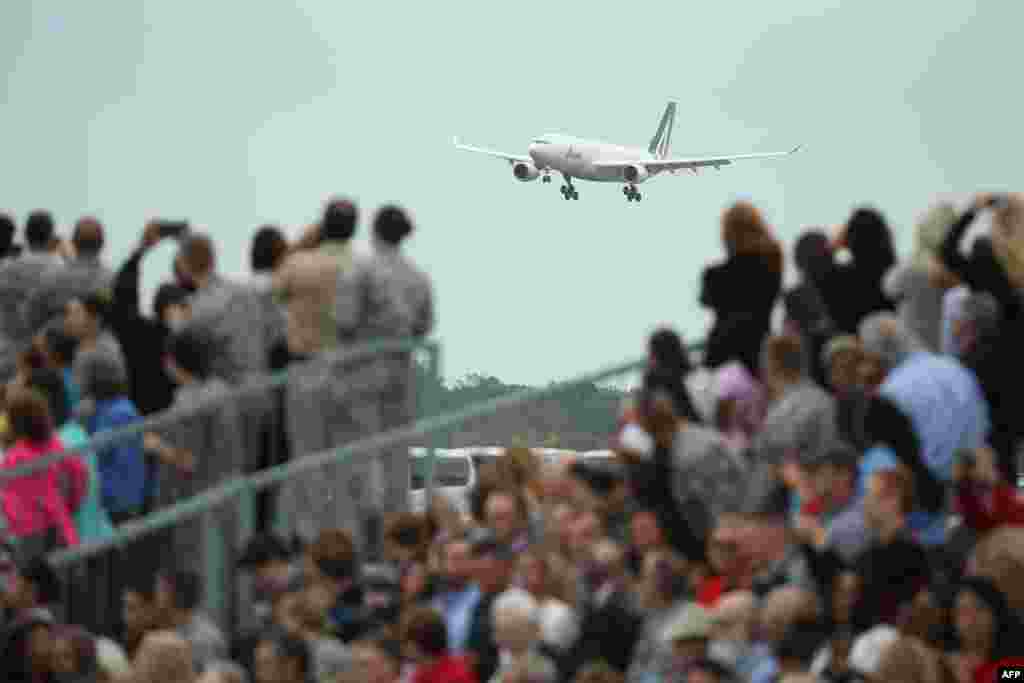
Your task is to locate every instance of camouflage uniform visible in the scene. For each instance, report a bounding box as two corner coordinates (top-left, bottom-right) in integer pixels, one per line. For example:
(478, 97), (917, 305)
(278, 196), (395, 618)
(155, 378), (246, 629)
(185, 276), (276, 502)
(22, 256), (114, 333)
(0, 251), (64, 379)
(355, 244), (435, 517)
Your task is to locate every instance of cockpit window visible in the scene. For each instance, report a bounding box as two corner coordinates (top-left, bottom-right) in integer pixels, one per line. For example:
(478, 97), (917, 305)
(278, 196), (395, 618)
(532, 139), (551, 145)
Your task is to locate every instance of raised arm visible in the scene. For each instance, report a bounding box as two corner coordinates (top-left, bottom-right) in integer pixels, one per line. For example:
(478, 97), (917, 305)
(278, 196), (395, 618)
(939, 196), (1022, 320)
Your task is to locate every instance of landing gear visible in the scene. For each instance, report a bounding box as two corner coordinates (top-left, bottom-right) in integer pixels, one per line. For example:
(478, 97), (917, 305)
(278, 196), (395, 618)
(542, 173), (552, 183)
(624, 184), (642, 202)
(560, 175), (579, 200)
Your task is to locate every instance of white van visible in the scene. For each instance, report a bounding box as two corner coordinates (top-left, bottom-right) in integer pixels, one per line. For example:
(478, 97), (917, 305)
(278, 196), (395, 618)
(407, 448), (477, 518)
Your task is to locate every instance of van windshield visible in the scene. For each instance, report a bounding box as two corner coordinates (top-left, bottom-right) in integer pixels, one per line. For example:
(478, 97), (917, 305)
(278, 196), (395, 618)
(410, 457), (471, 490)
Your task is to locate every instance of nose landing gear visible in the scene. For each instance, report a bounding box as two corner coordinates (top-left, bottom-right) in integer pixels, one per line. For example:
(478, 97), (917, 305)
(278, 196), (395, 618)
(623, 185), (642, 202)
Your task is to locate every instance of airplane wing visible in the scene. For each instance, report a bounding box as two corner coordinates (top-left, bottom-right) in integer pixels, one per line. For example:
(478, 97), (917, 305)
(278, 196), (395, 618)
(592, 146), (802, 173)
(452, 137), (532, 165)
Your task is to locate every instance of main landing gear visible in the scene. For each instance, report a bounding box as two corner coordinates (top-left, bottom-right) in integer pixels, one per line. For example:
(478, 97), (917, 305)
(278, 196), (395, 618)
(542, 173), (553, 183)
(560, 176), (579, 200)
(623, 185), (642, 202)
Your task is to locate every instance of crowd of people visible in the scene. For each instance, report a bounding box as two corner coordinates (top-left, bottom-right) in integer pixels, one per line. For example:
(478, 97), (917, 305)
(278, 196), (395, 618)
(1, 192), (1023, 683)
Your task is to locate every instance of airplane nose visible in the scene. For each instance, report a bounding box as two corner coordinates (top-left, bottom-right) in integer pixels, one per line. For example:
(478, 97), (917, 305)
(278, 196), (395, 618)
(528, 143), (543, 161)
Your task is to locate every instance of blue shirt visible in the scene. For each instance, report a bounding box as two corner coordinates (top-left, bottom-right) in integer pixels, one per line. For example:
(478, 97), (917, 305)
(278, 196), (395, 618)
(880, 352), (989, 482)
(749, 644), (778, 683)
(86, 397), (148, 514)
(432, 584), (481, 653)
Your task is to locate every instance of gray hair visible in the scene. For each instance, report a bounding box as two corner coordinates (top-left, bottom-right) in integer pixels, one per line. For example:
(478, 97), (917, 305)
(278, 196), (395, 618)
(858, 313), (926, 370)
(492, 587), (540, 625)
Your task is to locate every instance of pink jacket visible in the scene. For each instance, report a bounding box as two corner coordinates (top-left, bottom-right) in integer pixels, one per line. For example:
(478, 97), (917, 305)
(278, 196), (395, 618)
(1, 436), (86, 547)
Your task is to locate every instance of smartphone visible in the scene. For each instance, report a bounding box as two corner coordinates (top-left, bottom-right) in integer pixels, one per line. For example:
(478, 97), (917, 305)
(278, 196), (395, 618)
(155, 220), (189, 239)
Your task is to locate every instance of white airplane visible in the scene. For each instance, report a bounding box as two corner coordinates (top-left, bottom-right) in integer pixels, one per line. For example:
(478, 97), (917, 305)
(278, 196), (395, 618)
(454, 102), (800, 202)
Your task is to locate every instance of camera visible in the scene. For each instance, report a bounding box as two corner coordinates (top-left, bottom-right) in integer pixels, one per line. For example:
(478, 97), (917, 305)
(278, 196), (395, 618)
(154, 220), (189, 239)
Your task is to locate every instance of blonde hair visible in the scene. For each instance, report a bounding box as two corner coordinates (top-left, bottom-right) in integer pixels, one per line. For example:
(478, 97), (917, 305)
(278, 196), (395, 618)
(991, 193), (1024, 290)
(913, 203), (958, 269)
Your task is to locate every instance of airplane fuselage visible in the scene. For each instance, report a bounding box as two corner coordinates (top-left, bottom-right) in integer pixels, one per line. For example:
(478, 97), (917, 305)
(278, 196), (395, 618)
(454, 101), (796, 202)
(528, 134), (657, 182)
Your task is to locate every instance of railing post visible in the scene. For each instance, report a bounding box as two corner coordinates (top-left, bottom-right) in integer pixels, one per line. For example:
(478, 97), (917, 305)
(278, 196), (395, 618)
(203, 507), (227, 627)
(424, 343), (442, 506)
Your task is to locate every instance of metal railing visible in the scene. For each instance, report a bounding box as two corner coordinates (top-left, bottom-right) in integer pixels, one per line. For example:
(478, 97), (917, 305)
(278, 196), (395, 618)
(51, 355), (651, 568)
(9, 334), (703, 633)
(0, 336), (441, 633)
(0, 337), (442, 483)
(45, 356), (655, 632)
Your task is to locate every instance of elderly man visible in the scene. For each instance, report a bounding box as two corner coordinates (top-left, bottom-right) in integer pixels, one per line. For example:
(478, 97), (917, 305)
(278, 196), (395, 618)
(24, 216), (114, 334)
(859, 312), (989, 484)
(490, 588), (559, 683)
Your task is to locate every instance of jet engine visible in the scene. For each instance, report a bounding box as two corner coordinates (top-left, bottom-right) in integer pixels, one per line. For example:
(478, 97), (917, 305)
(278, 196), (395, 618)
(623, 165), (650, 184)
(512, 161), (540, 182)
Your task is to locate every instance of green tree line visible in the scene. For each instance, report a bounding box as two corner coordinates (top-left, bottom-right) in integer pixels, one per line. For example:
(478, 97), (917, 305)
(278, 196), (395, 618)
(414, 361), (629, 448)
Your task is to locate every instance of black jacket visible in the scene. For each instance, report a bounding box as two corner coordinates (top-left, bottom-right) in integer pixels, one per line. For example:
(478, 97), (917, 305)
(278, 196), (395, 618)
(829, 261), (895, 335)
(110, 248), (176, 416)
(939, 209), (1024, 482)
(465, 590), (500, 683)
(701, 253), (782, 376)
(625, 444), (706, 563)
(564, 587), (642, 679)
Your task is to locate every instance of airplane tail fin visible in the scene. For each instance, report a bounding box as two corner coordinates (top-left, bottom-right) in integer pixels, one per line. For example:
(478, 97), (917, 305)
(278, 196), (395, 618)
(648, 101), (676, 159)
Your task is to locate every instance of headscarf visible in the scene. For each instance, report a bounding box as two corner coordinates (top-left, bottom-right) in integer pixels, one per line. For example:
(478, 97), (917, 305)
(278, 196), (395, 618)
(990, 193), (1024, 290)
(714, 361), (766, 448)
(859, 313), (926, 371)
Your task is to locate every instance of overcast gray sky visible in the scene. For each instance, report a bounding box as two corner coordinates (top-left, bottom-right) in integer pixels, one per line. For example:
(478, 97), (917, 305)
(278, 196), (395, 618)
(2, 1), (1021, 386)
